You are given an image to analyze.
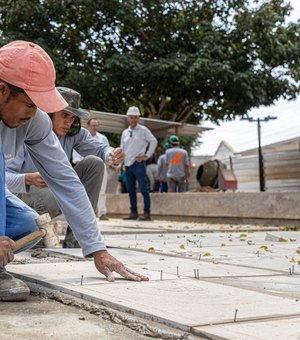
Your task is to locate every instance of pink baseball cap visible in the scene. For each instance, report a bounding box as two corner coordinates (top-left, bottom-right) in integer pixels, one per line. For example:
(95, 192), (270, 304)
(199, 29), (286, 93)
(0, 40), (67, 112)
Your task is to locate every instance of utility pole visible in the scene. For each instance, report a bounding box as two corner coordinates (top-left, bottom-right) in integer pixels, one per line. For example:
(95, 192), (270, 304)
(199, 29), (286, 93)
(241, 115), (277, 192)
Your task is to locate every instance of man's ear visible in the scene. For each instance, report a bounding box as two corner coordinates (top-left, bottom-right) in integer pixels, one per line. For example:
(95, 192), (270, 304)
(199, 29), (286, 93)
(0, 81), (10, 97)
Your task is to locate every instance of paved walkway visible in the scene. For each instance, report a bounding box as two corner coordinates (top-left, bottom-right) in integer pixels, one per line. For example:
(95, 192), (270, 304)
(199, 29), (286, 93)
(7, 219), (300, 339)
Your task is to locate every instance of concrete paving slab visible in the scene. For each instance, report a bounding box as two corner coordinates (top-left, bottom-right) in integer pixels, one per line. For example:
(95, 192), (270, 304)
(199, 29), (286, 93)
(104, 231), (300, 256)
(96, 219), (284, 235)
(6, 260), (300, 330)
(9, 229), (300, 338)
(37, 248), (278, 278)
(102, 232), (300, 274)
(210, 275), (300, 298)
(53, 215), (283, 235)
(105, 232), (243, 249)
(99, 219), (224, 234)
(194, 317), (300, 340)
(220, 255), (300, 274)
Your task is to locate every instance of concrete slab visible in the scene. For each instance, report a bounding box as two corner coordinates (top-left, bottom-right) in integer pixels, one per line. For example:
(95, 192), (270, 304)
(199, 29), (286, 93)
(52, 215), (282, 235)
(99, 220), (283, 235)
(38, 248), (278, 278)
(194, 317), (300, 340)
(210, 275), (300, 298)
(105, 230), (299, 247)
(8, 248), (300, 331)
(7, 261), (300, 330)
(102, 232), (300, 274)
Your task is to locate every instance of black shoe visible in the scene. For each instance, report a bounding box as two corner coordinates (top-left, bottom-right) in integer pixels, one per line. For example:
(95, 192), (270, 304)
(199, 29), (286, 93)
(138, 213), (151, 221)
(123, 213), (138, 220)
(0, 268), (30, 301)
(63, 226), (81, 248)
(99, 215), (109, 221)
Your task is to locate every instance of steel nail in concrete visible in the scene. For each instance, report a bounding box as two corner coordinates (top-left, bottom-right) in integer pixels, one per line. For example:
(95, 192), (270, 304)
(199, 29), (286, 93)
(234, 309), (238, 322)
(160, 270), (163, 280)
(197, 269), (199, 279)
(199, 254), (202, 261)
(80, 275), (84, 286)
(194, 269), (197, 278)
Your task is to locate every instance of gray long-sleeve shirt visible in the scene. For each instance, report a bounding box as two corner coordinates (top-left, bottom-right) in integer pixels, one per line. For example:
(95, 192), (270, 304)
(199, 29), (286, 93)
(6, 127), (113, 193)
(1, 109), (107, 257)
(120, 124), (157, 167)
(157, 154), (168, 182)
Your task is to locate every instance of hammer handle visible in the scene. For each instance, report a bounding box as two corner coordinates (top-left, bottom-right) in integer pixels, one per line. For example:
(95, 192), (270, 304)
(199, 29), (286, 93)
(13, 229), (46, 253)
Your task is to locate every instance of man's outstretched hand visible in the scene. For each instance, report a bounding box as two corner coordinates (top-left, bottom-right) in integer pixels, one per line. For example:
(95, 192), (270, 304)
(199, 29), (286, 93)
(93, 250), (149, 282)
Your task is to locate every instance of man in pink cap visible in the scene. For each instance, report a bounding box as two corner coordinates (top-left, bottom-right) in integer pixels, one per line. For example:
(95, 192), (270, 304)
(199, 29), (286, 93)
(0, 41), (148, 301)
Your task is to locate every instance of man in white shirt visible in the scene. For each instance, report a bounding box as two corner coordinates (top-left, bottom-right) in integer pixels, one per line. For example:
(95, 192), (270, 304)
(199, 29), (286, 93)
(120, 107), (157, 221)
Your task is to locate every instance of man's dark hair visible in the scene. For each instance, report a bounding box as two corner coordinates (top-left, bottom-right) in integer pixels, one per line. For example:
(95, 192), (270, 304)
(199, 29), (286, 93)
(0, 79), (26, 97)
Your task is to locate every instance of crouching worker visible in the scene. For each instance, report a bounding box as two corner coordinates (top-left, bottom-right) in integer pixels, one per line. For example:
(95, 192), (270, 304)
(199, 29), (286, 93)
(6, 87), (117, 248)
(0, 40), (148, 302)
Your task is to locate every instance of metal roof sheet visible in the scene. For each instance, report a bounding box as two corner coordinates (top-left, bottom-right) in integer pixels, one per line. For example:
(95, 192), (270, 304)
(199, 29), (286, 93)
(82, 110), (212, 138)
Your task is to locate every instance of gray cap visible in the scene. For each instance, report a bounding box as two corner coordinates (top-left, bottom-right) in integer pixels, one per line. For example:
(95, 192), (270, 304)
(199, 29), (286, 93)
(56, 87), (90, 120)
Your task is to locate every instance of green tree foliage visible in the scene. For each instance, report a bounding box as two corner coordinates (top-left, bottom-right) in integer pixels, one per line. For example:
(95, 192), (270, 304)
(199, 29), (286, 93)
(0, 0), (299, 129)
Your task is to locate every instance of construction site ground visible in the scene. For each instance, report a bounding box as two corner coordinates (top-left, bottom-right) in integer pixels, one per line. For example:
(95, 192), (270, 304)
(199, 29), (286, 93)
(4, 217), (300, 340)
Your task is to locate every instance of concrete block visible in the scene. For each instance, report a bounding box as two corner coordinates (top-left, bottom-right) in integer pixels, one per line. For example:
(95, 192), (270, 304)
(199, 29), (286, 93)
(194, 317), (300, 340)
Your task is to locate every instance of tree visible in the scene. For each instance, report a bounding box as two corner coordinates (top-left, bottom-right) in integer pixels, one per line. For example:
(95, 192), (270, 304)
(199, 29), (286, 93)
(0, 0), (299, 130)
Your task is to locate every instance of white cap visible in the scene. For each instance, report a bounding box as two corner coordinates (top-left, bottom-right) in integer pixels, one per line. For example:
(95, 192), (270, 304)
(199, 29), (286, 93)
(126, 106), (141, 116)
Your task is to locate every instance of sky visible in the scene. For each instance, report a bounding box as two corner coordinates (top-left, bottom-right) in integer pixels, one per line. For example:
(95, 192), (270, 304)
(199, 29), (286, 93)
(193, 0), (300, 156)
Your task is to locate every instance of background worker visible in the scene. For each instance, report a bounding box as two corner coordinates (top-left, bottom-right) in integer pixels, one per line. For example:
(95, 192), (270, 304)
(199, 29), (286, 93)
(146, 161), (159, 192)
(157, 142), (170, 193)
(73, 119), (110, 220)
(6, 87), (112, 248)
(87, 119), (110, 221)
(120, 106), (157, 221)
(165, 135), (189, 192)
(0, 41), (147, 301)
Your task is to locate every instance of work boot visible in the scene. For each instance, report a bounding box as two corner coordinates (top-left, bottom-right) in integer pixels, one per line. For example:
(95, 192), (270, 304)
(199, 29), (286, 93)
(123, 213), (138, 220)
(63, 226), (81, 248)
(138, 213), (151, 221)
(0, 268), (30, 301)
(99, 215), (109, 221)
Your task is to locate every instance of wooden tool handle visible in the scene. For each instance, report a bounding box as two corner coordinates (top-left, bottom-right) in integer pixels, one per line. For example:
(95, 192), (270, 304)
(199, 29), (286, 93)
(13, 229), (46, 252)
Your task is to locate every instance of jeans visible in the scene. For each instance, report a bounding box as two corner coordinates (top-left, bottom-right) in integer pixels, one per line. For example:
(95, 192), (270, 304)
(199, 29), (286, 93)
(167, 177), (186, 192)
(17, 155), (104, 248)
(159, 181), (168, 193)
(125, 161), (150, 214)
(0, 138), (39, 254)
